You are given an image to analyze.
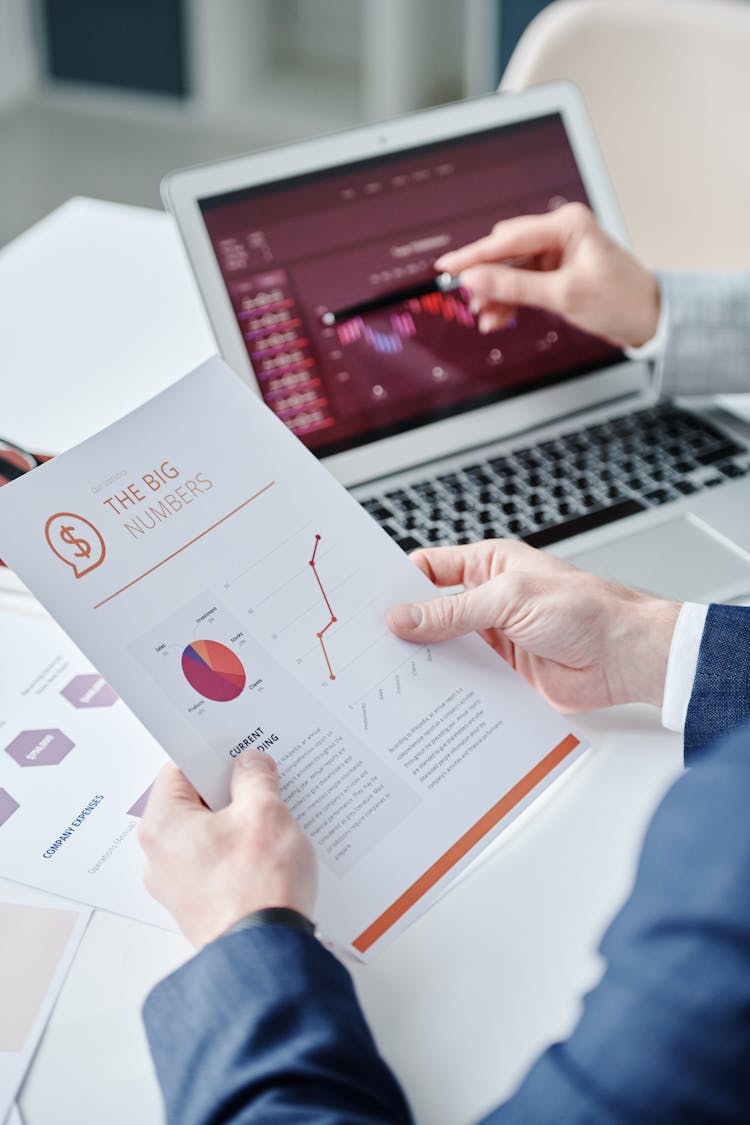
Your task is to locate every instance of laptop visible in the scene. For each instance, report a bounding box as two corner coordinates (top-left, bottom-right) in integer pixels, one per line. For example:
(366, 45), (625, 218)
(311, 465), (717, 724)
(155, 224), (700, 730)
(162, 81), (750, 604)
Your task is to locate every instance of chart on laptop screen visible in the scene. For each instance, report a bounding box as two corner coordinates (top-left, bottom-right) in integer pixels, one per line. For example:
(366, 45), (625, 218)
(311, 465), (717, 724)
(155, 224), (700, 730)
(199, 113), (622, 457)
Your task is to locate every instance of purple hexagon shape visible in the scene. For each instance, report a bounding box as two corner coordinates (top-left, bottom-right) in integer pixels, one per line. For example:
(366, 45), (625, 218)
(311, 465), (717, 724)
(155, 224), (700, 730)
(5, 729), (75, 767)
(61, 674), (118, 709)
(127, 784), (153, 818)
(0, 788), (20, 827)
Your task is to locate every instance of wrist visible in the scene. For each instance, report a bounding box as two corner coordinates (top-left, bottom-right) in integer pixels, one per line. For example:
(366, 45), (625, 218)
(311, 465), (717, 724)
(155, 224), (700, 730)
(221, 906), (316, 941)
(627, 272), (661, 349)
(621, 596), (682, 706)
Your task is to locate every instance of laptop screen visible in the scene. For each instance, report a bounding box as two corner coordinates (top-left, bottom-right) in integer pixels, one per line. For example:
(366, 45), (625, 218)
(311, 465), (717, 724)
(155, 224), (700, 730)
(199, 113), (623, 458)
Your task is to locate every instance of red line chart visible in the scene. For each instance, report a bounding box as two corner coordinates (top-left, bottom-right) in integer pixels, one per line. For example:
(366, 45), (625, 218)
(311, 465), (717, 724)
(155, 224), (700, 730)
(309, 534), (337, 681)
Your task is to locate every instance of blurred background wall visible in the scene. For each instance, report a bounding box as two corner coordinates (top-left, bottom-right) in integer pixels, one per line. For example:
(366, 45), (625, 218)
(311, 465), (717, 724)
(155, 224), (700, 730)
(0, 0), (552, 247)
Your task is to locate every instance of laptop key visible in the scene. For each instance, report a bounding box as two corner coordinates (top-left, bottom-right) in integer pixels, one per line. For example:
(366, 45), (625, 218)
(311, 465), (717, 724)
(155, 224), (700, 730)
(719, 462), (749, 478)
(396, 535), (424, 552)
(413, 482), (440, 498)
(523, 499), (646, 548)
(365, 504), (392, 522)
(644, 488), (673, 505)
(605, 485), (625, 500)
(697, 441), (743, 465)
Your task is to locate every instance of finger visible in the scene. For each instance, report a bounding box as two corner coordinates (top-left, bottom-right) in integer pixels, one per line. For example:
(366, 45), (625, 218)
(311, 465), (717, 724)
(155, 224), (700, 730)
(404, 540), (542, 591)
(149, 762), (204, 808)
(388, 581), (508, 644)
(460, 263), (563, 316)
(230, 749), (280, 805)
(435, 211), (570, 273)
(478, 306), (517, 334)
(139, 763), (206, 837)
(404, 543), (492, 589)
(404, 547), (436, 580)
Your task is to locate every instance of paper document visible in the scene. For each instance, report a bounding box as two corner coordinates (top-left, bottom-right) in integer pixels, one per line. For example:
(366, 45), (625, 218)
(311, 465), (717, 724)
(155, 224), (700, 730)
(0, 596), (171, 926)
(0, 358), (586, 956)
(0, 894), (90, 1122)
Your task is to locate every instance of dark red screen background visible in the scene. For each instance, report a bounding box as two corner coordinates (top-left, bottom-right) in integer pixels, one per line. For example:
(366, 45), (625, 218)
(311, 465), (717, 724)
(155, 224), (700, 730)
(200, 114), (622, 456)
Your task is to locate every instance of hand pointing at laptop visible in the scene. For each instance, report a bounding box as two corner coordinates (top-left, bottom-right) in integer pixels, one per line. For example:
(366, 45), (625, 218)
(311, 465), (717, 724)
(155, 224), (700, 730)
(435, 202), (661, 350)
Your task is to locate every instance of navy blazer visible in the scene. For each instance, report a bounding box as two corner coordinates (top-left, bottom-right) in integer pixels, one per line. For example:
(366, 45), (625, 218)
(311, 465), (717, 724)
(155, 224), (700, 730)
(144, 604), (750, 1122)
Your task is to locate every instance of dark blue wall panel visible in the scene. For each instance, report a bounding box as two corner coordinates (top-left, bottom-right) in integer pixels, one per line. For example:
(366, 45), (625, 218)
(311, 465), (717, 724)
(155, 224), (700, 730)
(43, 0), (187, 97)
(500, 0), (555, 71)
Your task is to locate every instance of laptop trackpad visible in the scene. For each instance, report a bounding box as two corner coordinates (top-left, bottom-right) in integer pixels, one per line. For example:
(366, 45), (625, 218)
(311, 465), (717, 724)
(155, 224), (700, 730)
(567, 515), (750, 603)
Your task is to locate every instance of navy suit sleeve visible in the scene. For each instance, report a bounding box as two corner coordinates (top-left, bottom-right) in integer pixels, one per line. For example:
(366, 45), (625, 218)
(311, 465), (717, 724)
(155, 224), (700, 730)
(684, 603), (750, 761)
(483, 726), (750, 1123)
(143, 923), (413, 1125)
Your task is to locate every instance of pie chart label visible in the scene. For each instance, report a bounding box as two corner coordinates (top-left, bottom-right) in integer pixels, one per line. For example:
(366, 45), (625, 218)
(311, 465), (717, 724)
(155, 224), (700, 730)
(181, 640), (246, 702)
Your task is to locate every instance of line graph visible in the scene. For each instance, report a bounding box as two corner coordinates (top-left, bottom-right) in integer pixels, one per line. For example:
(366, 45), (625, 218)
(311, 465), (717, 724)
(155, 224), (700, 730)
(219, 521), (432, 710)
(310, 534), (337, 681)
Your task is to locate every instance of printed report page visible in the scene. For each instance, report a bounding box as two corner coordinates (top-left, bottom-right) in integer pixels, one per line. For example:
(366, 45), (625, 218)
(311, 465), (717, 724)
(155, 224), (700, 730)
(0, 358), (586, 956)
(0, 597), (169, 926)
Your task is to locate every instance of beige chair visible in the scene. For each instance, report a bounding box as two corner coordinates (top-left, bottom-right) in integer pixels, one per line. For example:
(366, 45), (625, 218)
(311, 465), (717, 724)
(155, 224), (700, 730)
(500, 0), (750, 270)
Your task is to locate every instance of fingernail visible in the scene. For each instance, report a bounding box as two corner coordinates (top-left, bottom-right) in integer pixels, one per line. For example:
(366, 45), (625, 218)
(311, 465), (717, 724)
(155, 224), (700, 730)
(434, 254), (448, 268)
(478, 313), (492, 334)
(389, 603), (423, 630)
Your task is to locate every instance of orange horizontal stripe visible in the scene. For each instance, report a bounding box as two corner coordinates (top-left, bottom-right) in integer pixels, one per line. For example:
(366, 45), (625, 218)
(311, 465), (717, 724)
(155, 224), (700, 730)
(352, 732), (580, 953)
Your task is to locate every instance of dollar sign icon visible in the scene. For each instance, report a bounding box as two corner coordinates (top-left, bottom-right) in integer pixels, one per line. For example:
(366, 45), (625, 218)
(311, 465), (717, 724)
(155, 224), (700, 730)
(45, 512), (106, 579)
(59, 524), (92, 559)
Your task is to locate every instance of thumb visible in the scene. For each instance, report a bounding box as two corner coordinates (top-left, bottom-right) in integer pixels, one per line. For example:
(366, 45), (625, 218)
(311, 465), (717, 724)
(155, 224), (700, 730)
(138, 762), (207, 844)
(230, 749), (280, 804)
(388, 583), (503, 644)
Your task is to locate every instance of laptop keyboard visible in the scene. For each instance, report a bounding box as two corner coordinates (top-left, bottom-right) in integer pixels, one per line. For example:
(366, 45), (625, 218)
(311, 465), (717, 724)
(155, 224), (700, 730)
(358, 402), (750, 553)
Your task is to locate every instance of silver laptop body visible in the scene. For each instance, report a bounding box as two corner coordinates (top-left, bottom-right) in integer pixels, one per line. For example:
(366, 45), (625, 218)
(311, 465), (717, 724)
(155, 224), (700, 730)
(163, 82), (750, 605)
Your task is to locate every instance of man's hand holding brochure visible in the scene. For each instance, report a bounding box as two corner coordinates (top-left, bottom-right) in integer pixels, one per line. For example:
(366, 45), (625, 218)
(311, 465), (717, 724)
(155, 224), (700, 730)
(0, 358), (586, 955)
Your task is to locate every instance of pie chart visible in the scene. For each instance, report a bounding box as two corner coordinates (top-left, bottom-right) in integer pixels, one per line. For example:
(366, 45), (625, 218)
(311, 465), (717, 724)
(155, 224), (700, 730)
(181, 640), (246, 703)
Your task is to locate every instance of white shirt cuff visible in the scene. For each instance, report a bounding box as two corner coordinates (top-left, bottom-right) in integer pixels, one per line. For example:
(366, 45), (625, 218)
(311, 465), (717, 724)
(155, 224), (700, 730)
(661, 602), (709, 732)
(624, 282), (668, 362)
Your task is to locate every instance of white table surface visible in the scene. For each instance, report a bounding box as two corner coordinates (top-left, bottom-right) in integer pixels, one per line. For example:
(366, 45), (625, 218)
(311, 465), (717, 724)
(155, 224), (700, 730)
(1, 199), (689, 1125)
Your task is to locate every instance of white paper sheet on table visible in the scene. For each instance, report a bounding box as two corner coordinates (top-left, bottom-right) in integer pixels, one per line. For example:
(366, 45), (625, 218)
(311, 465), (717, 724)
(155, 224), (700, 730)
(0, 894), (91, 1123)
(0, 597), (171, 928)
(0, 357), (587, 958)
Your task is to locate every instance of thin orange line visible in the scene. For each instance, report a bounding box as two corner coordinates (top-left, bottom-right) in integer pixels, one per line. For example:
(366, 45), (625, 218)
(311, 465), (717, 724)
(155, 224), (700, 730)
(93, 482), (275, 609)
(352, 732), (581, 953)
(317, 634), (336, 681)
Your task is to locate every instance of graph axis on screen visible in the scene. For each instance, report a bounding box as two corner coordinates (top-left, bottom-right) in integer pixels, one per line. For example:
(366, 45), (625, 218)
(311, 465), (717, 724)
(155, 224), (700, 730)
(310, 534), (337, 681)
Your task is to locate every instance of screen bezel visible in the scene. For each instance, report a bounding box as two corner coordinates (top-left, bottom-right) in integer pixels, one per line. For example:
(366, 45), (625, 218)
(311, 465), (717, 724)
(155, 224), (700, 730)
(163, 82), (650, 487)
